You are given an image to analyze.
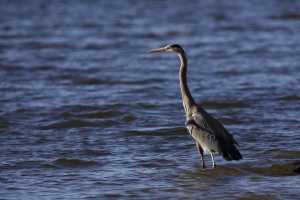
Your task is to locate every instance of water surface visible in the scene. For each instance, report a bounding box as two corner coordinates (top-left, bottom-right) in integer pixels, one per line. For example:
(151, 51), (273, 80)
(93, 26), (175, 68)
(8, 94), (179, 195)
(1, 0), (300, 199)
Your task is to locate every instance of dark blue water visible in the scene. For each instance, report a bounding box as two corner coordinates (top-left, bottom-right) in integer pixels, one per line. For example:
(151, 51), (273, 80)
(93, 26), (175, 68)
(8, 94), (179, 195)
(1, 0), (300, 199)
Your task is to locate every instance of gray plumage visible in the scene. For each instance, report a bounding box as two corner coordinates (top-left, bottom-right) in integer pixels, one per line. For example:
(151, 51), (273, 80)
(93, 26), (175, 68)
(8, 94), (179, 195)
(150, 44), (242, 168)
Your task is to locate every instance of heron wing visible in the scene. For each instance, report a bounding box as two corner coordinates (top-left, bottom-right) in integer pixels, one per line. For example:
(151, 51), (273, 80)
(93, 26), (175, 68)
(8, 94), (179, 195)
(186, 117), (219, 154)
(191, 107), (242, 160)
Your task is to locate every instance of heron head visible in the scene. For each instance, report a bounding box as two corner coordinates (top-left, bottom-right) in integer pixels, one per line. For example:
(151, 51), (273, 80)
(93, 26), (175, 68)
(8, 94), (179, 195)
(150, 44), (183, 53)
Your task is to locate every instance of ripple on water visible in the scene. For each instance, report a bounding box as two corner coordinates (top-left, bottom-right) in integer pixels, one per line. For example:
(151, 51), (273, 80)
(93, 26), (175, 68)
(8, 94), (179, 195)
(40, 119), (117, 129)
(187, 159), (299, 178)
(138, 158), (176, 168)
(247, 161), (300, 176)
(81, 149), (111, 157)
(21, 40), (74, 50)
(0, 117), (9, 129)
(39, 104), (137, 129)
(125, 126), (186, 137)
(273, 150), (300, 160)
(60, 110), (123, 119)
(54, 74), (167, 86)
(278, 95), (300, 101)
(0, 160), (58, 171)
(53, 158), (98, 168)
(270, 13), (300, 21)
(201, 100), (250, 109)
(182, 164), (246, 179)
(237, 193), (277, 200)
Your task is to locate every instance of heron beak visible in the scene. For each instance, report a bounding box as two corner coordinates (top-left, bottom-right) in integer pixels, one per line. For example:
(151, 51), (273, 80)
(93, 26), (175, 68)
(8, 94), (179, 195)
(149, 47), (166, 53)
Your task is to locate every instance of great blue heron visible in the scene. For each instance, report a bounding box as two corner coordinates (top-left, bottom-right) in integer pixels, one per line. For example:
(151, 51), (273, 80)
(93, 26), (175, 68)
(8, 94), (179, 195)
(150, 44), (242, 168)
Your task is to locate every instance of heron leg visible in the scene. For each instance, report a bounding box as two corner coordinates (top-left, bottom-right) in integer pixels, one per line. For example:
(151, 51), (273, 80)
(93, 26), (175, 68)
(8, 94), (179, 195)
(210, 152), (216, 168)
(196, 143), (206, 169)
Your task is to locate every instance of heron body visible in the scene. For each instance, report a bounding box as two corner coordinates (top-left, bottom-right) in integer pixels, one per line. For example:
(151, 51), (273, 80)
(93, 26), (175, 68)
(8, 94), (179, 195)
(150, 44), (242, 168)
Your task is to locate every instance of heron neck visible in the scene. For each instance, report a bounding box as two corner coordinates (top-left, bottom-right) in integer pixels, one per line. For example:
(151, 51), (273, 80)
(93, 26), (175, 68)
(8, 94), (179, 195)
(178, 50), (196, 116)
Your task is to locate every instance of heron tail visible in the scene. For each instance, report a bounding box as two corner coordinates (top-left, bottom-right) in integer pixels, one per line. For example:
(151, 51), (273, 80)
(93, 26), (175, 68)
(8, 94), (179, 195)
(222, 144), (242, 161)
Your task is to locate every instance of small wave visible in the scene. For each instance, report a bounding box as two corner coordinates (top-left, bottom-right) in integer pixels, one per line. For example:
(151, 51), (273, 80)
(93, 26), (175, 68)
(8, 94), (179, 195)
(201, 100), (249, 109)
(125, 126), (186, 137)
(183, 164), (245, 179)
(42, 105), (134, 128)
(139, 158), (175, 168)
(67, 110), (123, 119)
(54, 73), (166, 86)
(238, 193), (277, 200)
(136, 102), (159, 109)
(21, 41), (74, 50)
(79, 21), (99, 28)
(218, 117), (244, 125)
(0, 117), (9, 129)
(278, 95), (300, 101)
(121, 114), (137, 123)
(217, 69), (259, 76)
(59, 105), (104, 112)
(185, 161), (300, 178)
(53, 158), (98, 168)
(0, 63), (26, 72)
(270, 13), (300, 21)
(0, 160), (55, 170)
(218, 25), (245, 32)
(52, 103), (129, 117)
(41, 119), (116, 129)
(82, 149), (111, 157)
(248, 161), (300, 176)
(31, 64), (57, 72)
(274, 151), (300, 159)
(78, 78), (166, 86)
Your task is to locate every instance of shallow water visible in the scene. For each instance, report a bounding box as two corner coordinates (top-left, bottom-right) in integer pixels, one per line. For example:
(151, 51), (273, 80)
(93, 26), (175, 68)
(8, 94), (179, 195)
(1, 0), (300, 199)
